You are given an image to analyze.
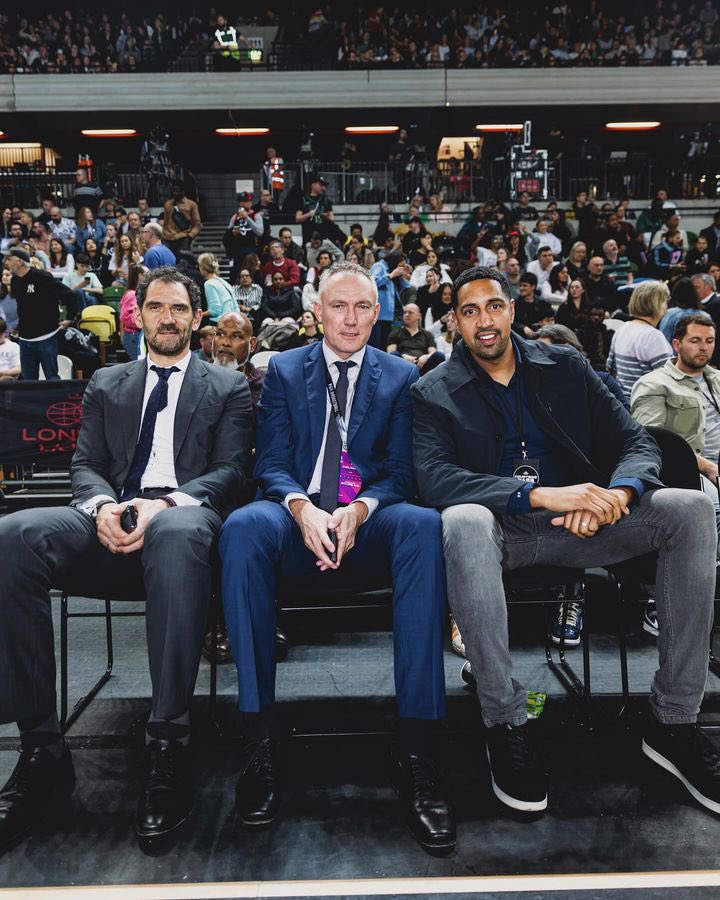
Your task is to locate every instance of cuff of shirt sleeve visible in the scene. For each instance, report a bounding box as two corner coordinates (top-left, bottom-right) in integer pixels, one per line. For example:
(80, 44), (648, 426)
(506, 482), (536, 514)
(283, 492), (310, 512)
(351, 496), (378, 521)
(79, 494), (116, 516)
(165, 491), (202, 508)
(609, 478), (645, 506)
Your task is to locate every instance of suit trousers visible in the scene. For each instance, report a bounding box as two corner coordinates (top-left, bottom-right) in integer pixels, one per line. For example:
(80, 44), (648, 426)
(0, 504), (222, 725)
(442, 488), (717, 729)
(219, 500), (448, 720)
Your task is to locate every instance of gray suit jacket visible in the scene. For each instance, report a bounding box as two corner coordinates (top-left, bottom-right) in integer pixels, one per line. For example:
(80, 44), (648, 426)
(70, 353), (254, 520)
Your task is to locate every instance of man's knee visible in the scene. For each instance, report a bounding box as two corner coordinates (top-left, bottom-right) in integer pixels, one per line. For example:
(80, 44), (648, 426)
(442, 503), (497, 546)
(144, 509), (219, 559)
(220, 501), (290, 558)
(649, 488), (716, 530)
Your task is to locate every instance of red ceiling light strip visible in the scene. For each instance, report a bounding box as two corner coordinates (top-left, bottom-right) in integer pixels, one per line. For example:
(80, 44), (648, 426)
(215, 127), (270, 136)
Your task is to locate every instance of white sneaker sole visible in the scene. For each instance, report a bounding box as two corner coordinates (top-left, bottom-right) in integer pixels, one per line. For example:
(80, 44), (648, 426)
(642, 739), (720, 815)
(486, 748), (548, 812)
(550, 632), (581, 648)
(642, 620), (659, 638)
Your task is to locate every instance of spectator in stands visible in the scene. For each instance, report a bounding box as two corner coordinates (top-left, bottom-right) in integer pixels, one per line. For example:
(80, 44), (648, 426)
(235, 267), (263, 321)
(636, 198), (666, 242)
(513, 272), (555, 338)
(1, 246), (75, 379)
(699, 210), (720, 258)
(28, 221), (51, 259)
(123, 211), (143, 245)
(651, 212), (689, 251)
(0, 268), (19, 333)
(141, 222), (176, 270)
(0, 317), (20, 379)
(193, 325), (216, 364)
(75, 207), (106, 252)
(305, 231), (344, 270)
(162, 181), (202, 259)
(565, 241), (588, 280)
(220, 261), (453, 853)
(426, 283), (455, 336)
(62, 253), (104, 312)
(415, 267), (443, 319)
(252, 189), (280, 244)
(387, 303), (445, 375)
(296, 176), (340, 245)
(651, 229), (686, 280)
(525, 219), (562, 261)
(585, 256), (618, 313)
(473, 234), (505, 268)
(294, 309), (323, 346)
(525, 246), (556, 289)
(198, 252), (238, 323)
(72, 167), (103, 214)
(557, 278), (592, 333)
(136, 198), (157, 226)
(505, 257), (522, 300)
(303, 248), (334, 312)
(607, 281), (673, 395)
(345, 235), (374, 269)
(262, 240), (301, 289)
(686, 235), (712, 277)
(692, 274), (720, 365)
(510, 191), (538, 224)
(119, 265), (144, 361)
(370, 251), (411, 349)
(48, 238), (75, 280)
(99, 199), (119, 224)
(258, 271), (302, 323)
(0, 266), (254, 853)
(412, 265), (720, 825)
(83, 237), (110, 286)
(111, 233), (142, 287)
(659, 277), (712, 343)
(278, 226), (305, 268)
(224, 192), (264, 284)
(602, 239), (634, 288)
(540, 262), (570, 306)
(48, 206), (77, 250)
(0, 222), (24, 253)
(632, 315), (720, 546)
(213, 311), (264, 412)
(400, 216), (427, 259)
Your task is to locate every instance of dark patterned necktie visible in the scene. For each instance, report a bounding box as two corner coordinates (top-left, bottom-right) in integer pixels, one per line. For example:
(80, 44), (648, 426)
(121, 365), (179, 501)
(319, 360), (355, 512)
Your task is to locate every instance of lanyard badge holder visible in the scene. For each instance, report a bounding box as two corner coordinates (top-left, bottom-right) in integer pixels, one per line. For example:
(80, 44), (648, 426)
(325, 367), (362, 505)
(494, 381), (541, 485)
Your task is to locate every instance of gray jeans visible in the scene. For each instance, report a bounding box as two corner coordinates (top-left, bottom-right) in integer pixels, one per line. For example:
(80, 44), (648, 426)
(442, 488), (717, 728)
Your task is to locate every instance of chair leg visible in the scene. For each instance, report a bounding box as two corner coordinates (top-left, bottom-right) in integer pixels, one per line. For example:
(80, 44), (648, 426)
(544, 582), (589, 705)
(614, 576), (631, 716)
(709, 629), (720, 679)
(60, 598), (114, 734)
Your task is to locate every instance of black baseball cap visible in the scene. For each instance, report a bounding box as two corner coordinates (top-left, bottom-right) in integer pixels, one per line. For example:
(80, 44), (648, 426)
(237, 191), (252, 202)
(310, 175), (328, 185)
(1, 247), (31, 262)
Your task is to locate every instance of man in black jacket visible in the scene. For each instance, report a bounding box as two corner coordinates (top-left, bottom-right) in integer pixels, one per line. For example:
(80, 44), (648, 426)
(2, 246), (77, 379)
(412, 266), (720, 820)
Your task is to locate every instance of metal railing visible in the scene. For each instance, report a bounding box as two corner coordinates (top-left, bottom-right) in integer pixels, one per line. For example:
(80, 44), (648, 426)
(264, 157), (720, 206)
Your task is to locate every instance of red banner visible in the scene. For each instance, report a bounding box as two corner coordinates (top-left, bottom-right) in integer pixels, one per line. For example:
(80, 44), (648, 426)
(0, 380), (88, 464)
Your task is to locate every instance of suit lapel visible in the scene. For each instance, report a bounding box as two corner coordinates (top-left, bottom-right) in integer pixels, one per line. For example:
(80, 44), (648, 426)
(347, 347), (381, 448)
(304, 342), (326, 466)
(119, 360), (147, 466)
(174, 354), (209, 464)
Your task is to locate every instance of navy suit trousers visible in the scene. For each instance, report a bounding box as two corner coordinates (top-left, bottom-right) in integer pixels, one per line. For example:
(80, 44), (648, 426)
(219, 500), (448, 719)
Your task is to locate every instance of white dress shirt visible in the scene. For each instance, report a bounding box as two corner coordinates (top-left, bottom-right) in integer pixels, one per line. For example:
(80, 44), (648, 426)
(284, 341), (378, 518)
(80, 350), (200, 514)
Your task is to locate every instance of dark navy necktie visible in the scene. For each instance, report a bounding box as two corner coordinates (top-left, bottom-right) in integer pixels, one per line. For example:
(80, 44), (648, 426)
(121, 365), (179, 501)
(319, 360), (355, 512)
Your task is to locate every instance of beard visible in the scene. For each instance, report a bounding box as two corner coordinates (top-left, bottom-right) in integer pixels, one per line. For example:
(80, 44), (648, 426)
(214, 352), (238, 369)
(146, 324), (191, 357)
(468, 329), (511, 360)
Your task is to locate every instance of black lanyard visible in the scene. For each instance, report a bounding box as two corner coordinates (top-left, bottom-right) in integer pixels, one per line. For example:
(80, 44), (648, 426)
(491, 377), (528, 460)
(324, 364), (349, 449)
(703, 374), (720, 416)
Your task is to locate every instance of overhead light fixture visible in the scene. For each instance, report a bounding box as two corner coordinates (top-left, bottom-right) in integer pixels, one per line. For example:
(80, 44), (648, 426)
(215, 127), (270, 136)
(81, 129), (137, 137)
(605, 121), (661, 131)
(345, 126), (399, 135)
(0, 132), (5, 138)
(475, 124), (523, 132)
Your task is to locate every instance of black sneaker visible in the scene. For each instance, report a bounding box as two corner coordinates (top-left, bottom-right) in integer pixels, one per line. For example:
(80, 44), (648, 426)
(643, 600), (659, 637)
(550, 601), (583, 647)
(642, 717), (720, 815)
(485, 722), (548, 813)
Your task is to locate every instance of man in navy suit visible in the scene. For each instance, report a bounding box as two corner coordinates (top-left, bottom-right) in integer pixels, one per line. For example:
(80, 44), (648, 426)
(220, 261), (454, 853)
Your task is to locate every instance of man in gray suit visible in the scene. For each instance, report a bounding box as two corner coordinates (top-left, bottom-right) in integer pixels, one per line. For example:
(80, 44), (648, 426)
(0, 266), (254, 852)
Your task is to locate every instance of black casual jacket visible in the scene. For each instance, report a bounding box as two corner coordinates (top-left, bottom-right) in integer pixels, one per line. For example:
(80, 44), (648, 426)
(411, 335), (662, 515)
(12, 268), (77, 339)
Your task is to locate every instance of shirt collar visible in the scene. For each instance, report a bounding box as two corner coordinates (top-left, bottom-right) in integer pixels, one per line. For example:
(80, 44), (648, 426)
(146, 349), (192, 373)
(322, 340), (366, 371)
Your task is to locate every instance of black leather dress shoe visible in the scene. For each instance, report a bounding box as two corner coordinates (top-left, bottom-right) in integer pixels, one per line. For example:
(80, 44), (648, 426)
(0, 741), (74, 853)
(136, 740), (193, 839)
(275, 626), (289, 662)
(201, 627), (233, 664)
(235, 737), (281, 827)
(391, 749), (456, 854)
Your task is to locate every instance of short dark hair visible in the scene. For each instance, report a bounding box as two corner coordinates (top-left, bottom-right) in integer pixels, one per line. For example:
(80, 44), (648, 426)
(279, 226), (292, 237)
(135, 266), (201, 311)
(351, 222), (363, 231)
(674, 313), (716, 342)
(0, 318), (6, 334)
(76, 253), (90, 266)
(537, 245), (553, 255)
(450, 266), (512, 310)
(518, 271), (539, 287)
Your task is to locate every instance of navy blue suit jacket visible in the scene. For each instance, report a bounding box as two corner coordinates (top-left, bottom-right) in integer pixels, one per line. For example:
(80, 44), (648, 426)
(255, 341), (419, 509)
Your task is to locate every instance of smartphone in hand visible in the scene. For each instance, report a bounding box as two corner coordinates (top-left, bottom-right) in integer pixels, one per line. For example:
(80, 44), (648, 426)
(327, 529), (337, 564)
(120, 504), (138, 533)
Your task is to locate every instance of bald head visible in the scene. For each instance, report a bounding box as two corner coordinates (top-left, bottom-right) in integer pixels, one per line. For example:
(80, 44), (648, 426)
(214, 311), (255, 368)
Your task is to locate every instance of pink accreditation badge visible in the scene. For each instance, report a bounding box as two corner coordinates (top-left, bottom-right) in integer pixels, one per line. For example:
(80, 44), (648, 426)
(338, 449), (362, 505)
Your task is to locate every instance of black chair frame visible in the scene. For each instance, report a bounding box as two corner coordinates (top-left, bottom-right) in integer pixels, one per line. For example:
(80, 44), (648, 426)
(59, 589), (219, 734)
